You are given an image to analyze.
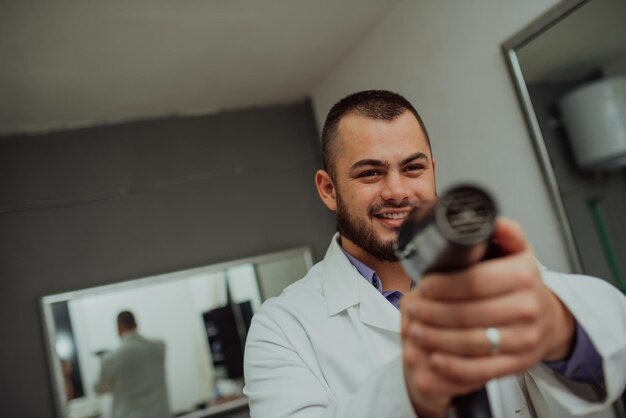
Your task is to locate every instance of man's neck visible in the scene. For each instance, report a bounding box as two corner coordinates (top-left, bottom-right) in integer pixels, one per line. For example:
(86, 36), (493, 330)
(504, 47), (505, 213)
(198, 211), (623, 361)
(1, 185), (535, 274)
(339, 236), (413, 293)
(120, 329), (138, 339)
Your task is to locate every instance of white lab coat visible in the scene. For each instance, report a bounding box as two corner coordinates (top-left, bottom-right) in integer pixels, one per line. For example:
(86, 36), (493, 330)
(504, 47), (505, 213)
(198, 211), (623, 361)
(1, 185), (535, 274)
(95, 332), (171, 418)
(243, 235), (626, 417)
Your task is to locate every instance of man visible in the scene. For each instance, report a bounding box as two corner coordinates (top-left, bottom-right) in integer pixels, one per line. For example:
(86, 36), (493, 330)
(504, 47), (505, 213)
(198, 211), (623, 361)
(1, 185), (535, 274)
(243, 90), (626, 417)
(95, 311), (171, 418)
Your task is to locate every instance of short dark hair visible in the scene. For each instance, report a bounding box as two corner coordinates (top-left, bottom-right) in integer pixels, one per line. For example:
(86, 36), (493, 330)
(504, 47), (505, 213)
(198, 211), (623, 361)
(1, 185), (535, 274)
(321, 90), (430, 179)
(117, 311), (137, 328)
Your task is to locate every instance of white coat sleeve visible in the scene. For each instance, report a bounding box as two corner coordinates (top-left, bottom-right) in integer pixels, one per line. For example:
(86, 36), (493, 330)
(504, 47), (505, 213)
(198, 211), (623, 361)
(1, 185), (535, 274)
(243, 305), (416, 418)
(527, 270), (626, 416)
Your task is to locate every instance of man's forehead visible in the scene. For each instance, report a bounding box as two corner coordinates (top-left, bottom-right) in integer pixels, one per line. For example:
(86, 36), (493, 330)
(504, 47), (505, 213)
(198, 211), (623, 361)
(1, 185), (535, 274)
(335, 112), (430, 160)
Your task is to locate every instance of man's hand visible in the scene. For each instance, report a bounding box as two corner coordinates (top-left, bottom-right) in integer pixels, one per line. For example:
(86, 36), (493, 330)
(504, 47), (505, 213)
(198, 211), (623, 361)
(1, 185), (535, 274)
(400, 217), (576, 417)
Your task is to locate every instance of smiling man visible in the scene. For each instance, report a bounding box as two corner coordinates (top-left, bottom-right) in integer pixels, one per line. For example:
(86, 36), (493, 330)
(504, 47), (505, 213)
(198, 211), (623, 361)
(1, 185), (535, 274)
(243, 90), (626, 417)
(322, 111), (435, 260)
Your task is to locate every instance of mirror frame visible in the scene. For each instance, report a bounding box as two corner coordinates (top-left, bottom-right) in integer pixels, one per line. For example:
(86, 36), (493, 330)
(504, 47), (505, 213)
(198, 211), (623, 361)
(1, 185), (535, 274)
(40, 246), (314, 418)
(501, 0), (590, 274)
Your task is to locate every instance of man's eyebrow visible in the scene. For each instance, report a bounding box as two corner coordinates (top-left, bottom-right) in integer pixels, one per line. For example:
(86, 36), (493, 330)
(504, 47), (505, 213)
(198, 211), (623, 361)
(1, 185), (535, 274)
(349, 153), (430, 171)
(349, 159), (389, 170)
(401, 152), (429, 165)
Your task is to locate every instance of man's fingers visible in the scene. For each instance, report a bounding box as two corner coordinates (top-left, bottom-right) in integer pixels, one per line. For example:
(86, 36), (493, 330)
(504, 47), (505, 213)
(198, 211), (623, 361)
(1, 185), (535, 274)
(428, 351), (541, 385)
(417, 252), (537, 301)
(405, 323), (542, 356)
(407, 364), (482, 397)
(492, 217), (528, 256)
(404, 342), (481, 397)
(406, 290), (540, 328)
(415, 217), (539, 302)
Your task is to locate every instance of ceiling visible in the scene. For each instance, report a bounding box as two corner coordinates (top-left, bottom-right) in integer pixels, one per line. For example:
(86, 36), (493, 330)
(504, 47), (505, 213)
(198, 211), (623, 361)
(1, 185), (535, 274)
(516, 0), (626, 84)
(0, 0), (398, 135)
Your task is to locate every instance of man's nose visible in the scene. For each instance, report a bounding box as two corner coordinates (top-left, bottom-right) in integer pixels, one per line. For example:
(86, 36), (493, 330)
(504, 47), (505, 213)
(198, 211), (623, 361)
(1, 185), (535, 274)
(380, 172), (410, 201)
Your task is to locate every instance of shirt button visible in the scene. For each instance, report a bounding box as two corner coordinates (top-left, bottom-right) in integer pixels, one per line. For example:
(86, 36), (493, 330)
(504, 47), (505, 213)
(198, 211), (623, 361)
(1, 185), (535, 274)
(372, 278), (379, 288)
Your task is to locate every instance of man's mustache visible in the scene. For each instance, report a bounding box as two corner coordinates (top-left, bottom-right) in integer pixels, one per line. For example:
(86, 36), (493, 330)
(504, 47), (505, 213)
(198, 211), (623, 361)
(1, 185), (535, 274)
(368, 200), (424, 217)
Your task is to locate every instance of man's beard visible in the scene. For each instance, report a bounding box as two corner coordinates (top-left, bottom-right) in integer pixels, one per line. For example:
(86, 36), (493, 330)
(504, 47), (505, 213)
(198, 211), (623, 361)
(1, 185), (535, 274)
(336, 195), (418, 262)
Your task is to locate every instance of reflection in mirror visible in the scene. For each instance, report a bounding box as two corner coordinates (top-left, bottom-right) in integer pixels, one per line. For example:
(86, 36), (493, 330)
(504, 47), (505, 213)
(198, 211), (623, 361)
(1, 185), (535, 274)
(503, 0), (626, 293)
(41, 247), (313, 418)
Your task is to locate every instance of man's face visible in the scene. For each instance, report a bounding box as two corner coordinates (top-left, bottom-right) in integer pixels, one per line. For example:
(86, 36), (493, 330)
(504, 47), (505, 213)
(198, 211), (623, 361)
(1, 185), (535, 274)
(317, 111), (436, 262)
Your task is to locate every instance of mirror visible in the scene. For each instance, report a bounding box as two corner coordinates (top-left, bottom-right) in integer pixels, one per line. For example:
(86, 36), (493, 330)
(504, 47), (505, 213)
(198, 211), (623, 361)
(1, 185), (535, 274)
(502, 0), (626, 291)
(41, 247), (313, 418)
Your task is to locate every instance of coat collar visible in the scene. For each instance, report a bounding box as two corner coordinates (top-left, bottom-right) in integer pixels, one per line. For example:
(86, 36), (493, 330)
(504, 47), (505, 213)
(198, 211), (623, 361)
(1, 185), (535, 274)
(321, 234), (401, 333)
(121, 330), (139, 340)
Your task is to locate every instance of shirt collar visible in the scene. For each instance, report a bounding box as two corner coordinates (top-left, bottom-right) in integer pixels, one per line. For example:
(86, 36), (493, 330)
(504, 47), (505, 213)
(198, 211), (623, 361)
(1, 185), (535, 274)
(339, 243), (407, 310)
(341, 247), (378, 285)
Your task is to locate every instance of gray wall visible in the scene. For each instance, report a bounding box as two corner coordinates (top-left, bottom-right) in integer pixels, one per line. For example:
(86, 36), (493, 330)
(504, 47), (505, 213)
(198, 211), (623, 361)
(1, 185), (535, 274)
(529, 82), (626, 287)
(0, 101), (336, 417)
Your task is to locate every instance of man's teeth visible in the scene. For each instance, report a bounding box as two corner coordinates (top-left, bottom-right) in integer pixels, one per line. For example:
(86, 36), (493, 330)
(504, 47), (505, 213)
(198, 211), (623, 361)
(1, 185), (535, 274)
(377, 213), (407, 220)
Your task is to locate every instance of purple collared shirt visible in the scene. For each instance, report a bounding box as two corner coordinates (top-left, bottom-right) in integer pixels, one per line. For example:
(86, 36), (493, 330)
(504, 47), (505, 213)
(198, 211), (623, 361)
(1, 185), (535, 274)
(341, 249), (604, 384)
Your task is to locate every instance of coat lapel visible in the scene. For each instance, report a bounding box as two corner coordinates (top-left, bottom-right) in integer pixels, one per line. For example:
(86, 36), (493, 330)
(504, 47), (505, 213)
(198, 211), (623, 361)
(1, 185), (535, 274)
(322, 236), (361, 316)
(321, 235), (401, 333)
(358, 281), (401, 333)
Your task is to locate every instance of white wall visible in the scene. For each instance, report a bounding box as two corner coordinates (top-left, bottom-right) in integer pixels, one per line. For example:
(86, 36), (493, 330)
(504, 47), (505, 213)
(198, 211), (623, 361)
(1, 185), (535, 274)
(227, 264), (263, 312)
(311, 0), (574, 272)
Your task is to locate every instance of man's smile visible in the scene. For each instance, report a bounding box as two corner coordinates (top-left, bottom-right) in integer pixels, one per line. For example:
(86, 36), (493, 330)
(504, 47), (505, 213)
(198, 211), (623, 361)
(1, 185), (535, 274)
(372, 209), (411, 228)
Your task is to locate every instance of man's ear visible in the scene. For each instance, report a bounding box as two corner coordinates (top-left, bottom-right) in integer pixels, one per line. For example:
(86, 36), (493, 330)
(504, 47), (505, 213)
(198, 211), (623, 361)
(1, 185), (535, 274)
(315, 170), (337, 211)
(431, 156), (437, 193)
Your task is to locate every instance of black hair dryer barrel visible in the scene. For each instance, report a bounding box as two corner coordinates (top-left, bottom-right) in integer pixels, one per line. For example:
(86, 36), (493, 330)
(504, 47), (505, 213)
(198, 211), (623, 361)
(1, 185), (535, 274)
(395, 184), (498, 418)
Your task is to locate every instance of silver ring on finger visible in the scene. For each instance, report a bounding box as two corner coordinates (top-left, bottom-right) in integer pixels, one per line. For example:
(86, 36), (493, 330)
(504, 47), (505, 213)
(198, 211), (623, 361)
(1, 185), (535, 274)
(485, 327), (501, 355)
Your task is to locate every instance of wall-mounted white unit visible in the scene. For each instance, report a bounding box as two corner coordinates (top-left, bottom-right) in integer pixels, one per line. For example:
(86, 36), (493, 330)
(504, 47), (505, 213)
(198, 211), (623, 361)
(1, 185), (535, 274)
(559, 77), (626, 170)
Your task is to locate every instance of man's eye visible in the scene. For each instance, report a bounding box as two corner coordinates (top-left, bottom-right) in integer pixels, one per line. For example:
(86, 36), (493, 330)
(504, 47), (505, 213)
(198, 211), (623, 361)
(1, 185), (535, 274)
(405, 164), (424, 172)
(359, 170), (380, 178)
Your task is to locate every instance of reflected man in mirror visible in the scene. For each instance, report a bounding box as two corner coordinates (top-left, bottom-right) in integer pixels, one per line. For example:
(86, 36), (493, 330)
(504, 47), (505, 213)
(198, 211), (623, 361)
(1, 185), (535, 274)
(94, 310), (171, 418)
